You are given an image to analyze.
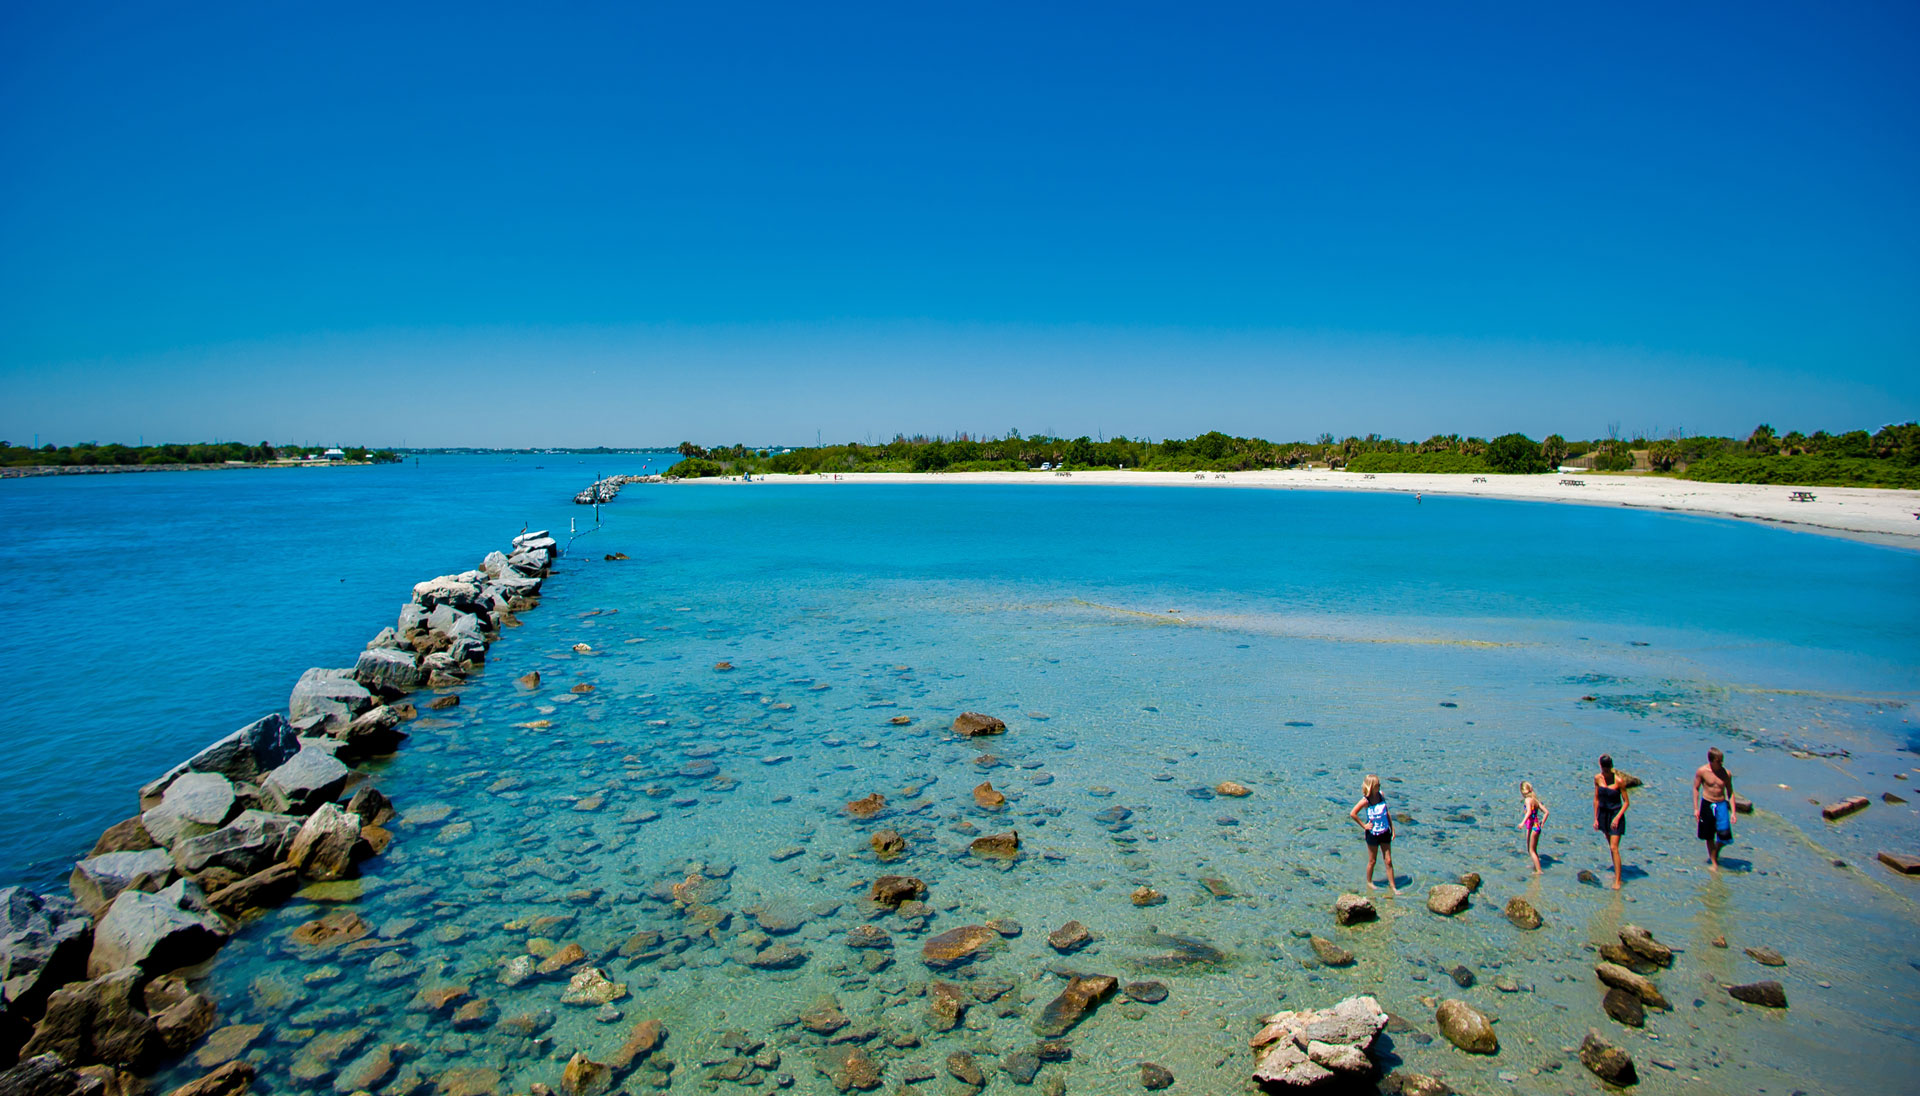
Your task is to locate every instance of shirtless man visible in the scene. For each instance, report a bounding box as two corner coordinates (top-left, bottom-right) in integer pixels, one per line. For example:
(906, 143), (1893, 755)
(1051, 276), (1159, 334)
(1693, 747), (1734, 870)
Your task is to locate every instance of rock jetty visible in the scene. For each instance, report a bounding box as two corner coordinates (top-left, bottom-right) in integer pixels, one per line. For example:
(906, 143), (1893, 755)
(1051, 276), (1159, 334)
(0, 529), (559, 1080)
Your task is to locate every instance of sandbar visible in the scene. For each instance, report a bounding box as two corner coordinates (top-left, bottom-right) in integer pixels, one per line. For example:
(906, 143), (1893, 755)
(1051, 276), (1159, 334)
(697, 469), (1920, 550)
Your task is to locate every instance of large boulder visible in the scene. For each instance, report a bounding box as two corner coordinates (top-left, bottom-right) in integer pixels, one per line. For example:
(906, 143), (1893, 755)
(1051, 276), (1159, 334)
(487, 569), (541, 598)
(1435, 999), (1497, 1054)
(0, 1054), (99, 1096)
(87, 890), (228, 978)
(288, 670), (374, 735)
(411, 576), (482, 612)
(138, 715), (299, 807)
(19, 966), (161, 1071)
(1333, 894), (1377, 926)
(1250, 995), (1387, 1088)
(287, 805), (362, 882)
(426, 606), (487, 661)
(68, 850), (175, 918)
(353, 648), (424, 695)
(139, 772), (239, 849)
(0, 888), (93, 1033)
(259, 748), (350, 815)
(334, 706), (407, 761)
(173, 811), (302, 881)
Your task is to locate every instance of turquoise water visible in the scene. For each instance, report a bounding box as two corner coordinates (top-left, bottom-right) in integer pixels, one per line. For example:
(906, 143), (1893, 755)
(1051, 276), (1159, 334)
(6, 466), (1920, 1094)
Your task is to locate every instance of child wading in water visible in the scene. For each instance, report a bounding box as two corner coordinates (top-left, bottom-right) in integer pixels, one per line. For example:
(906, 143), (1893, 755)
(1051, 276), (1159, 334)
(1348, 774), (1398, 894)
(1518, 781), (1550, 873)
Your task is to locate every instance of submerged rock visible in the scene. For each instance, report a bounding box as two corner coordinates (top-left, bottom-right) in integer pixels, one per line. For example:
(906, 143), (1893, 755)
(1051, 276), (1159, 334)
(1047, 921), (1092, 953)
(869, 876), (925, 907)
(560, 968), (627, 1006)
(1602, 986), (1645, 1028)
(1503, 897), (1542, 930)
(952, 712), (1007, 737)
(1032, 974), (1116, 1037)
(1131, 887), (1166, 907)
(1309, 937), (1354, 967)
(973, 782), (1008, 810)
(922, 926), (997, 970)
(1434, 999), (1497, 1054)
(969, 831), (1020, 859)
(869, 830), (907, 860)
(845, 794), (887, 820)
(1215, 781), (1252, 797)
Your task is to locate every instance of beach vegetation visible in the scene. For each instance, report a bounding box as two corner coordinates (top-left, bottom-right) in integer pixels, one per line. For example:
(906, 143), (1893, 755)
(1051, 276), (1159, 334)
(1486, 433), (1550, 474)
(0, 440), (394, 467)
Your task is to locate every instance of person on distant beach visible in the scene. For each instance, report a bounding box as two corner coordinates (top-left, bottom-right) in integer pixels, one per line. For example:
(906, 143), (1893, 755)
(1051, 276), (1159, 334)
(1693, 747), (1734, 871)
(1348, 774), (1398, 894)
(1593, 754), (1630, 889)
(1517, 780), (1550, 873)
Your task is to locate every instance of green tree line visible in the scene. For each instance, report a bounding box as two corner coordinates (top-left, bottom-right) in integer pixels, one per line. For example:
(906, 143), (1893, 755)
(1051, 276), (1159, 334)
(663, 423), (1920, 488)
(0, 441), (401, 467)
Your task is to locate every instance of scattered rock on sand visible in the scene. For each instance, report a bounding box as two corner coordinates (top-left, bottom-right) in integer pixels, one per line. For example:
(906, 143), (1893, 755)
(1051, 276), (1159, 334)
(1594, 963), (1670, 1010)
(1047, 921), (1092, 953)
(1250, 995), (1388, 1088)
(1744, 946), (1786, 967)
(869, 830), (906, 860)
(1821, 796), (1869, 821)
(1141, 1062), (1174, 1089)
(1132, 887), (1166, 907)
(1580, 1028), (1637, 1086)
(1602, 986), (1645, 1028)
(1434, 999), (1497, 1054)
(1877, 852), (1920, 875)
(1456, 872), (1482, 893)
(1333, 894), (1377, 926)
(922, 925), (997, 970)
(1503, 897), (1541, 930)
(972, 782), (1007, 810)
(560, 968), (627, 1006)
(845, 794), (886, 820)
(1215, 781), (1251, 797)
(969, 832), (1020, 859)
(1727, 980), (1788, 1008)
(1618, 925), (1673, 967)
(1124, 981), (1169, 1003)
(869, 876), (924, 907)
(168, 1061), (255, 1096)
(1032, 974), (1116, 1037)
(1426, 884), (1470, 916)
(1310, 937), (1355, 967)
(952, 712), (1006, 737)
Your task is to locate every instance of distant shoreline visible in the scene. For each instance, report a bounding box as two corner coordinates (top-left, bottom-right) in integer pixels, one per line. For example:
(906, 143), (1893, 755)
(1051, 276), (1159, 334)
(0, 461), (374, 478)
(686, 468), (1920, 551)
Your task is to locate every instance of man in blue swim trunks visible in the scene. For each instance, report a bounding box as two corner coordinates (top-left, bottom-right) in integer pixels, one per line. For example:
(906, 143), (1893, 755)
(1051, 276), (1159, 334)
(1692, 747), (1734, 871)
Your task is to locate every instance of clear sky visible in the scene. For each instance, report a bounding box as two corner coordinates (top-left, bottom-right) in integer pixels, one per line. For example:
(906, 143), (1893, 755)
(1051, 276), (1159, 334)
(2, 2), (1915, 447)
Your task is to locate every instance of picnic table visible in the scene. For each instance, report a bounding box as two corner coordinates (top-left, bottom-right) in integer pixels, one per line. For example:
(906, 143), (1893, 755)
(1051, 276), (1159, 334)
(1559, 478), (1586, 486)
(1788, 490), (1817, 502)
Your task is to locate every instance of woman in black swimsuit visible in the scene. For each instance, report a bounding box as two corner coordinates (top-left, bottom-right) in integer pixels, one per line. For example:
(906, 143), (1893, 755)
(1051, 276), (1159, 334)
(1593, 754), (1630, 890)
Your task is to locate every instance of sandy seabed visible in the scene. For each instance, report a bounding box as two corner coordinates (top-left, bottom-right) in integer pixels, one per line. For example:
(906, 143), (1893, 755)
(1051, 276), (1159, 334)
(700, 469), (1920, 550)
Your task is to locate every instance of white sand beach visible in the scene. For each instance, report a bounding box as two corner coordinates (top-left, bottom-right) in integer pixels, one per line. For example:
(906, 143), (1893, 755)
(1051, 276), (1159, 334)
(720, 468), (1920, 549)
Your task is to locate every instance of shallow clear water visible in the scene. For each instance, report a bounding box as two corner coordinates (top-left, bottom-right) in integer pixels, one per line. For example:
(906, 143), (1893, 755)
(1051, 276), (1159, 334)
(8, 469), (1920, 1095)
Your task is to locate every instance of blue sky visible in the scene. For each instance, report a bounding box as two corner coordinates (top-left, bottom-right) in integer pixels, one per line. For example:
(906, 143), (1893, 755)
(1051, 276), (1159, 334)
(2, 2), (1915, 447)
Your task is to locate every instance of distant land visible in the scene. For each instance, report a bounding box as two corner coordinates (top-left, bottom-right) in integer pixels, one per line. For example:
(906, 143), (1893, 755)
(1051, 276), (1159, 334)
(668, 423), (1920, 489)
(6, 426), (1917, 488)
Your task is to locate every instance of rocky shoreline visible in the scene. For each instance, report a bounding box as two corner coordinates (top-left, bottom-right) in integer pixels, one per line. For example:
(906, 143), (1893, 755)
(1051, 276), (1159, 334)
(0, 530), (561, 1093)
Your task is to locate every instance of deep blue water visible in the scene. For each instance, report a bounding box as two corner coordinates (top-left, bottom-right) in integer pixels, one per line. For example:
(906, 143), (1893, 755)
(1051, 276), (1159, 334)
(5, 463), (1919, 1095)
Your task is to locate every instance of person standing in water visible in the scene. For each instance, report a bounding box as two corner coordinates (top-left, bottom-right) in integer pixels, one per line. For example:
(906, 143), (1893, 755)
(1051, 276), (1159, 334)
(1693, 747), (1734, 871)
(1593, 754), (1630, 889)
(1348, 774), (1398, 894)
(1518, 781), (1550, 873)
